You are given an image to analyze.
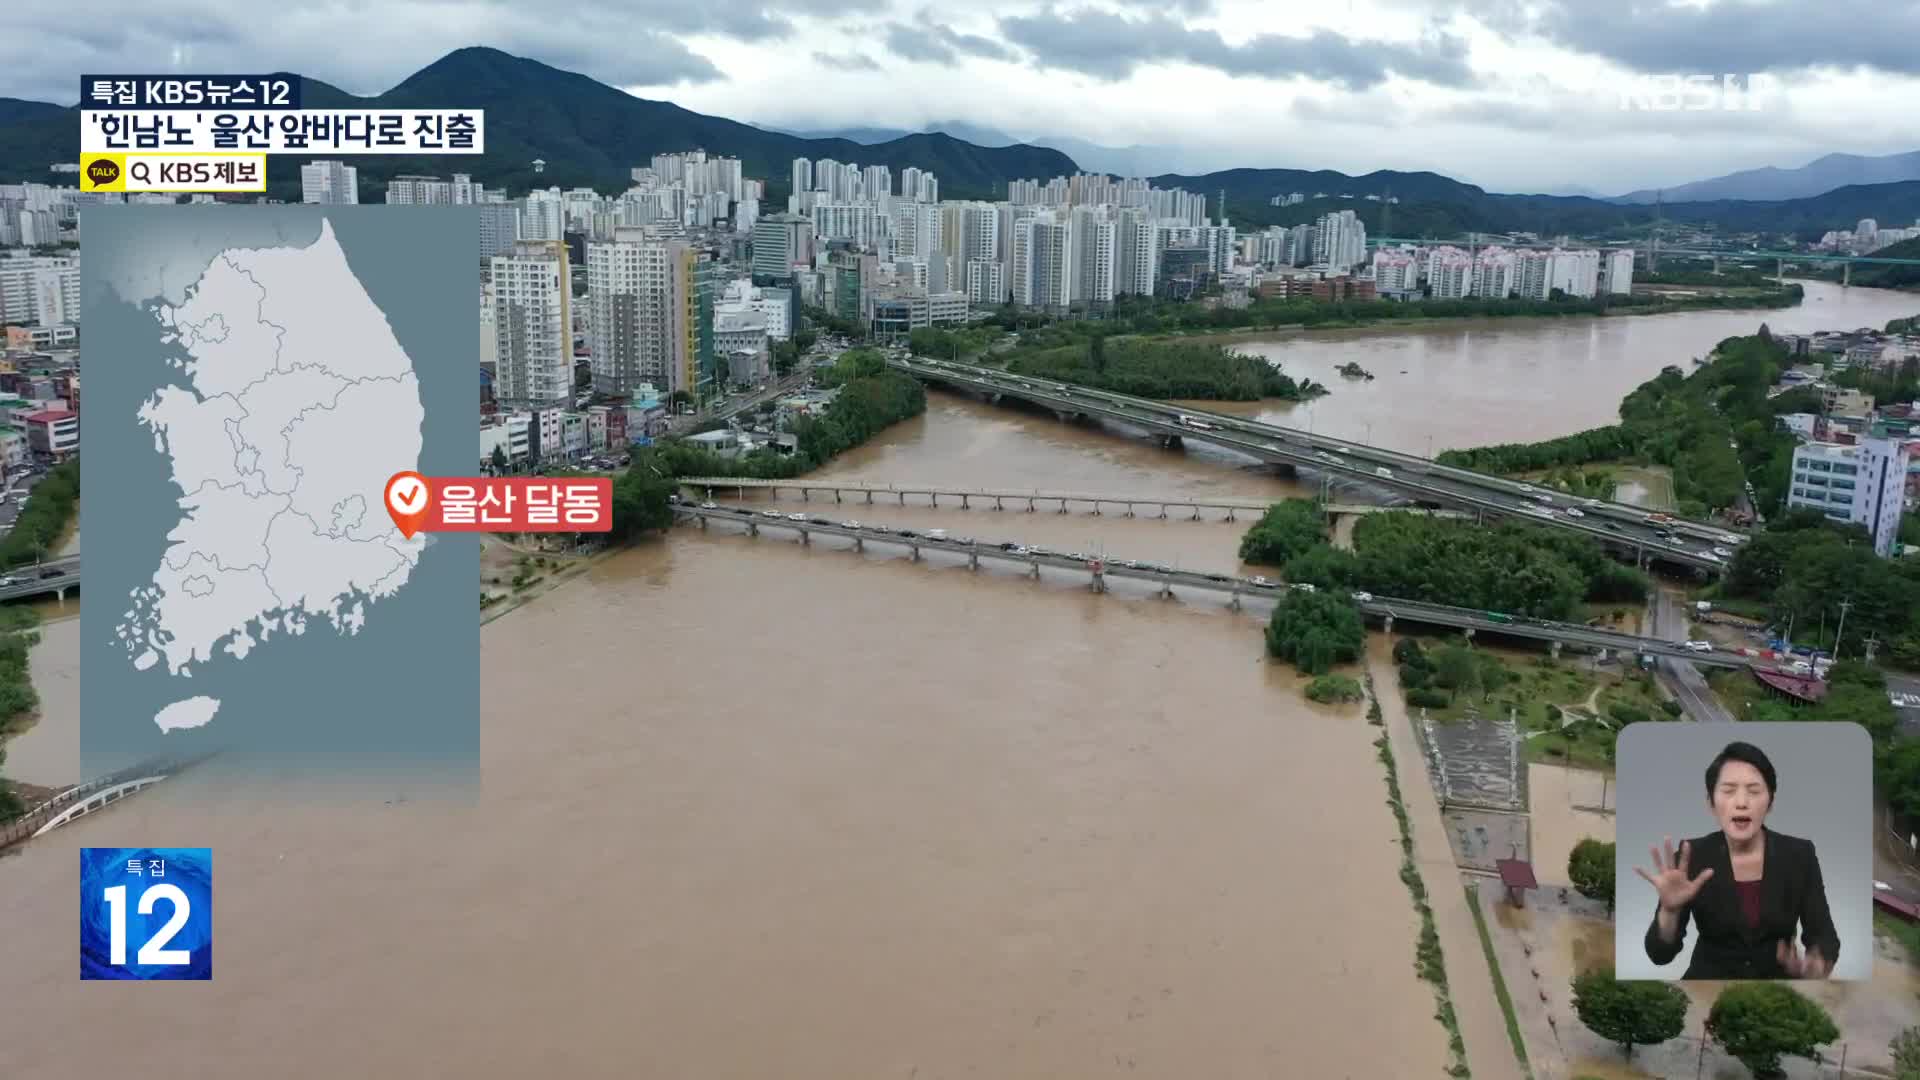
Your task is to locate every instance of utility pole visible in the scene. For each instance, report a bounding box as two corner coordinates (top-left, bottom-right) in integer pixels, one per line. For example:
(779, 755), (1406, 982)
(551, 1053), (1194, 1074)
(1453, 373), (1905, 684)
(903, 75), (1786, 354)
(1865, 633), (1880, 665)
(1833, 598), (1853, 662)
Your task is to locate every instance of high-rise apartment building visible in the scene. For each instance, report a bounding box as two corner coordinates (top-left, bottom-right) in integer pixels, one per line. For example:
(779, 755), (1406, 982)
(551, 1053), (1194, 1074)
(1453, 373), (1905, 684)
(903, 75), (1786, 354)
(751, 213), (814, 280)
(1013, 213), (1072, 309)
(1115, 208), (1162, 297)
(1312, 210), (1366, 271)
(1071, 207), (1116, 304)
(300, 160), (358, 205)
(490, 240), (572, 409)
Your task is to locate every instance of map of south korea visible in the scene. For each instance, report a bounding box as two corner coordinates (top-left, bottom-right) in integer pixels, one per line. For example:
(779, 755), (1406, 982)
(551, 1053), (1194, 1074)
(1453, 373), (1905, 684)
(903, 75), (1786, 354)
(115, 219), (427, 732)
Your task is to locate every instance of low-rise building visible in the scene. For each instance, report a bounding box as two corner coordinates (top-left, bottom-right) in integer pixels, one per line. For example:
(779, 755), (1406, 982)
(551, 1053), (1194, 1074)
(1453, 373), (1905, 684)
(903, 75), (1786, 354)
(20, 407), (77, 458)
(1786, 428), (1910, 557)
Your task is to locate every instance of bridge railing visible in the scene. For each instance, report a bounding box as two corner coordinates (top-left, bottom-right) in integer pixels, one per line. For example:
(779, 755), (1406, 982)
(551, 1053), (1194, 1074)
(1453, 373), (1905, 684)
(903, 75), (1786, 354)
(0, 752), (211, 852)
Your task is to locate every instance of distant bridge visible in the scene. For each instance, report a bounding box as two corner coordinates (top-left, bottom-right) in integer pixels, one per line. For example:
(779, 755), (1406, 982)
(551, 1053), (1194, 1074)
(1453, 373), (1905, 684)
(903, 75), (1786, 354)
(892, 357), (1734, 574)
(1367, 235), (1920, 268)
(682, 504), (1756, 670)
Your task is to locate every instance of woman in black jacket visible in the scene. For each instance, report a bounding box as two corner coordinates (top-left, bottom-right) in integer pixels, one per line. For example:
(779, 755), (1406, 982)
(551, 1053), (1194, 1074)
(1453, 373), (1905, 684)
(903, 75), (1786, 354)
(1636, 740), (1839, 980)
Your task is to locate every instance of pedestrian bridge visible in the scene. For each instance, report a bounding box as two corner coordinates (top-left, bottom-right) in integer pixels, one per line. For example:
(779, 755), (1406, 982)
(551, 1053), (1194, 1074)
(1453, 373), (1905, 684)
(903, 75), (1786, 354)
(679, 478), (1474, 523)
(682, 504), (1755, 671)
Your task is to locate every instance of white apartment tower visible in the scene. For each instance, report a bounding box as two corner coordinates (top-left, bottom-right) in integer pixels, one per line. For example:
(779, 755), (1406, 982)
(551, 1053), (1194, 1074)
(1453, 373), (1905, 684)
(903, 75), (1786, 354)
(791, 158), (812, 197)
(1013, 212), (1073, 308)
(1115, 208), (1162, 297)
(490, 240), (572, 409)
(587, 229), (695, 398)
(1787, 431), (1911, 557)
(1071, 206), (1116, 304)
(300, 160), (358, 205)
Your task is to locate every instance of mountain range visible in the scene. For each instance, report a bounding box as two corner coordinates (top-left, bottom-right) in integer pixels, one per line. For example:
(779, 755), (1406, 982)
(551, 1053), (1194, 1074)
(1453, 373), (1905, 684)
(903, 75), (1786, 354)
(2, 47), (1918, 242)
(771, 122), (1171, 179)
(1613, 150), (1920, 205)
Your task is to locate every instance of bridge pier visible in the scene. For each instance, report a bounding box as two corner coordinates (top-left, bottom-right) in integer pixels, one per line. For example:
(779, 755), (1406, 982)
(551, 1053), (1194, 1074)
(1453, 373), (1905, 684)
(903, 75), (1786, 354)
(800, 528), (810, 546)
(1225, 508), (1236, 522)
(969, 549), (979, 571)
(1158, 505), (1169, 519)
(994, 496), (1004, 510)
(1843, 261), (1852, 287)
(748, 522), (759, 537)
(960, 495), (970, 509)
(1190, 507), (1202, 521)
(1090, 570), (1106, 593)
(1228, 585), (1242, 611)
(800, 488), (809, 501)
(834, 490), (842, 504)
(866, 491), (874, 504)
(910, 544), (921, 562)
(930, 493), (938, 507)
(1383, 614), (1394, 634)
(1030, 558), (1041, 579)
(1776, 257), (1785, 284)
(1057, 501), (1068, 514)
(899, 492), (907, 505)
(697, 513), (707, 530)
(1160, 577), (1174, 599)
(1026, 499), (1036, 512)
(855, 536), (864, 552)
(1463, 626), (1475, 644)
(1551, 640), (1563, 660)
(1091, 503), (1101, 516)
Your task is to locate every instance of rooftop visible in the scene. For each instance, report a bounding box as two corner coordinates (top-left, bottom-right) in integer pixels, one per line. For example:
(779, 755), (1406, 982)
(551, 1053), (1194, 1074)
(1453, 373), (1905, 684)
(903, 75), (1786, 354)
(21, 408), (74, 423)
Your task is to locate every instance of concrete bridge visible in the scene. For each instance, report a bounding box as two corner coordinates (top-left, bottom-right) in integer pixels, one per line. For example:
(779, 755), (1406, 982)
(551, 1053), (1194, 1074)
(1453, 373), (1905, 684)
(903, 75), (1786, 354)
(681, 504), (1756, 671)
(891, 357), (1735, 574)
(0, 555), (81, 605)
(680, 478), (1475, 524)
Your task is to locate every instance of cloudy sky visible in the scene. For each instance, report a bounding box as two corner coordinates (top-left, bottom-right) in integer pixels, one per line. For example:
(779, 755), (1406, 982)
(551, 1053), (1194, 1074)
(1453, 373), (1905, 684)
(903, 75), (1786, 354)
(8, 0), (1919, 193)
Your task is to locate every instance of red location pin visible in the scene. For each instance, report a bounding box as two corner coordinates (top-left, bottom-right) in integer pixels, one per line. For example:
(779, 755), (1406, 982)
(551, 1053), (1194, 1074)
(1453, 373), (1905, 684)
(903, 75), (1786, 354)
(384, 471), (431, 538)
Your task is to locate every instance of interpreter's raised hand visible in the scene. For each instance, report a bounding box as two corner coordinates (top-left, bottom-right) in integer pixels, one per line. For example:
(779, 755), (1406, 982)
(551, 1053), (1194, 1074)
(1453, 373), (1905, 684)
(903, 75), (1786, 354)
(1777, 940), (1831, 979)
(1633, 836), (1715, 914)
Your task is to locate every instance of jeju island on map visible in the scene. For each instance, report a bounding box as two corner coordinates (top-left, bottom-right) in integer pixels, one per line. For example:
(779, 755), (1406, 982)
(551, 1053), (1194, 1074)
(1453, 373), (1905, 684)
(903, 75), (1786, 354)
(79, 206), (478, 776)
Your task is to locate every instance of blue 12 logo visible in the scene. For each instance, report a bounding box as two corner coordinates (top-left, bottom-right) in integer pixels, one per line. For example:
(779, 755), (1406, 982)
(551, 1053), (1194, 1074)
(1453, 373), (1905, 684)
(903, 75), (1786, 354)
(80, 847), (213, 980)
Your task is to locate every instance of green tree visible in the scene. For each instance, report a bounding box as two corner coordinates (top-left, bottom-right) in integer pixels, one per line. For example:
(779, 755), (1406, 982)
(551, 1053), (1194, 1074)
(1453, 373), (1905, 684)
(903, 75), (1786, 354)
(1706, 982), (1839, 1079)
(489, 445), (510, 475)
(608, 452), (677, 540)
(1890, 1026), (1920, 1079)
(1478, 652), (1512, 701)
(0, 745), (20, 821)
(1431, 643), (1480, 696)
(1239, 499), (1327, 566)
(1571, 968), (1688, 1059)
(1265, 590), (1365, 675)
(1568, 838), (1617, 913)
(1088, 332), (1107, 373)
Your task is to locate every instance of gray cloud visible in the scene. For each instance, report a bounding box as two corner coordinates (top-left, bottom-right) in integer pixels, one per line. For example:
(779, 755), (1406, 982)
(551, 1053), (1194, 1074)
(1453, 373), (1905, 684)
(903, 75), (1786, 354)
(885, 18), (1015, 66)
(812, 50), (883, 72)
(1489, 0), (1920, 77)
(997, 9), (1475, 88)
(0, 0), (875, 102)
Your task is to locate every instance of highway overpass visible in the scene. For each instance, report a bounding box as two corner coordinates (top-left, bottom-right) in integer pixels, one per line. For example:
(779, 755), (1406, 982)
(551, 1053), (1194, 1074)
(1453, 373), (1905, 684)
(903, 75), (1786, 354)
(682, 504), (1755, 671)
(889, 356), (1738, 574)
(0, 556), (80, 602)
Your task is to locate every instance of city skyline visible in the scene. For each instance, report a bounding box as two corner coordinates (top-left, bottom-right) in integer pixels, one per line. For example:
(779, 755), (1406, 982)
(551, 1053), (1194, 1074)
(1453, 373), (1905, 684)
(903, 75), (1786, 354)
(5, 1), (1920, 194)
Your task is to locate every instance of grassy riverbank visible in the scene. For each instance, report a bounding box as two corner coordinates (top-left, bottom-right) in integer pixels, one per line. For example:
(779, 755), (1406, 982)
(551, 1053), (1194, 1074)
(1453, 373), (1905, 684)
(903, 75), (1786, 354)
(1366, 676), (1472, 1078)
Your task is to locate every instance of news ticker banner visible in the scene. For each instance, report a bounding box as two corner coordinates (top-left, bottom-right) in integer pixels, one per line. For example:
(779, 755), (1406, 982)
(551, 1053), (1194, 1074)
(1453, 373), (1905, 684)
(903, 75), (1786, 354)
(78, 74), (483, 195)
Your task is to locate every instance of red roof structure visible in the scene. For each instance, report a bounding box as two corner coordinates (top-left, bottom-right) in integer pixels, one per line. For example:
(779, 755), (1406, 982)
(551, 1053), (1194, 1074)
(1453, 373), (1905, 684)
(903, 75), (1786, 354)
(1753, 669), (1828, 704)
(20, 408), (74, 424)
(1495, 859), (1538, 890)
(1877, 891), (1920, 923)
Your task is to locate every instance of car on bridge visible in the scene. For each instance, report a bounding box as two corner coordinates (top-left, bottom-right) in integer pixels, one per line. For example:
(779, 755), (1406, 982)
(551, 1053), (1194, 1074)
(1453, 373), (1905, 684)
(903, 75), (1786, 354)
(1351, 591), (1373, 602)
(787, 513), (808, 522)
(1250, 576), (1277, 589)
(1713, 546), (1734, 558)
(1564, 507), (1585, 518)
(1685, 640), (1714, 653)
(841, 520), (861, 529)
